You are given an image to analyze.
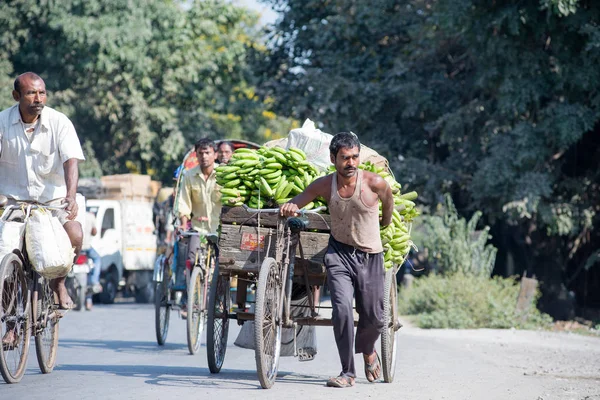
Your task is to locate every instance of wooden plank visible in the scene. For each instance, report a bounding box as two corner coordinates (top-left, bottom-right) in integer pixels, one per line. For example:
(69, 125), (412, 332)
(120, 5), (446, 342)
(218, 224), (329, 272)
(220, 206), (331, 232)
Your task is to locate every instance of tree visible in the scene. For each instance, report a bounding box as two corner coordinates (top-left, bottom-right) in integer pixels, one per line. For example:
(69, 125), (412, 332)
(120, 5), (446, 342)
(259, 0), (600, 317)
(0, 0), (296, 182)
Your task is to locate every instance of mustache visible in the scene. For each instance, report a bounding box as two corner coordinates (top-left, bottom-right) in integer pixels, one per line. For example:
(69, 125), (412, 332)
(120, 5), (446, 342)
(344, 166), (355, 170)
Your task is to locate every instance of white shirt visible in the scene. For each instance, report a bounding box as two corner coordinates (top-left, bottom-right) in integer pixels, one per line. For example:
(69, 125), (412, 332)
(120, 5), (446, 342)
(0, 104), (85, 203)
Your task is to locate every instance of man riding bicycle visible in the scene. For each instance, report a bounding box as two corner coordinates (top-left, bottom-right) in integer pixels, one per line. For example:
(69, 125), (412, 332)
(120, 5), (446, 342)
(0, 72), (85, 346)
(176, 138), (221, 317)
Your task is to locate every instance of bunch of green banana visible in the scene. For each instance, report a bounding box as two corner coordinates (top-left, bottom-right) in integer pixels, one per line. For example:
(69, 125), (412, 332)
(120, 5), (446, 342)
(215, 146), (328, 210)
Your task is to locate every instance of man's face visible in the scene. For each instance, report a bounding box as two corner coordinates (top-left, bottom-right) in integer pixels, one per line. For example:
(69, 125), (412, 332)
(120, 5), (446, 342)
(13, 76), (46, 119)
(330, 146), (360, 178)
(218, 144), (233, 164)
(196, 146), (217, 169)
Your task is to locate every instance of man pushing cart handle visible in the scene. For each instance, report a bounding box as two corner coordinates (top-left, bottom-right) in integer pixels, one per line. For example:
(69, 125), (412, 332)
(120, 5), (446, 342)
(279, 132), (395, 388)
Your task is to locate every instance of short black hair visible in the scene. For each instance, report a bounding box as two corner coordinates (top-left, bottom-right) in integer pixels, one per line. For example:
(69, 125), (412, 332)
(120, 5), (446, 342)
(218, 141), (234, 151)
(14, 72), (43, 94)
(194, 138), (217, 152)
(329, 132), (361, 157)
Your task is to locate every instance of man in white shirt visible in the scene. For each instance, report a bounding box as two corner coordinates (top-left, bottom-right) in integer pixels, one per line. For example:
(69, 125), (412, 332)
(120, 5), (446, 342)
(0, 72), (85, 315)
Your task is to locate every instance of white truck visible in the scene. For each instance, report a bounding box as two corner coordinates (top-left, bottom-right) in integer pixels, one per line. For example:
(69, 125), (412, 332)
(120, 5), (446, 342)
(86, 199), (157, 303)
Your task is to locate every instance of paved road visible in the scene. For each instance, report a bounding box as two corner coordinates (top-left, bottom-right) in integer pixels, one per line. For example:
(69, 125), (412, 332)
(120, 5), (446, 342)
(1, 300), (599, 400)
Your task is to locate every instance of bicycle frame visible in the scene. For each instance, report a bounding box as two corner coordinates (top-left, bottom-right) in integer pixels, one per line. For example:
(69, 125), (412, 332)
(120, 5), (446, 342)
(241, 205), (327, 329)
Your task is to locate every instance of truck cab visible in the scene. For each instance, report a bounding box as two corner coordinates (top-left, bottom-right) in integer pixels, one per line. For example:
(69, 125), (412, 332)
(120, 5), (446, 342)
(87, 199), (157, 303)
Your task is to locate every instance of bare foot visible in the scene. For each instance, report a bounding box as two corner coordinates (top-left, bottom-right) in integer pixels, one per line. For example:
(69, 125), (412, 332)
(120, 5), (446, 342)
(49, 278), (74, 309)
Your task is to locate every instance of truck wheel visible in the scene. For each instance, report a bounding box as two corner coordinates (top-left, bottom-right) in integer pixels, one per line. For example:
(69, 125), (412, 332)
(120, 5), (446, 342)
(99, 270), (118, 304)
(135, 283), (155, 304)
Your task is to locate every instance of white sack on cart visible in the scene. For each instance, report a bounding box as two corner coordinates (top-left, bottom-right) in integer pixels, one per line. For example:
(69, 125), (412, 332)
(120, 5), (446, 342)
(234, 293), (317, 359)
(286, 119), (333, 171)
(26, 209), (75, 279)
(0, 220), (25, 261)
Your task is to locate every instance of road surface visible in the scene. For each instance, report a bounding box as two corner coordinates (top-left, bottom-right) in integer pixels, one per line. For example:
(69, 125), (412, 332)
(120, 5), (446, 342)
(1, 300), (599, 400)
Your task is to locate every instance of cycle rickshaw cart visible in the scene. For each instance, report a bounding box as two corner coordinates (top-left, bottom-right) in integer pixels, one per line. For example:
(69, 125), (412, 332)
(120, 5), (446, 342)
(153, 139), (260, 354)
(206, 204), (401, 389)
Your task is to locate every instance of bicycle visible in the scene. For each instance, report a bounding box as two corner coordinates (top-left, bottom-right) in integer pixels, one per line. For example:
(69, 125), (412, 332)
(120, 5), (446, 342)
(0, 196), (69, 384)
(154, 229), (218, 355)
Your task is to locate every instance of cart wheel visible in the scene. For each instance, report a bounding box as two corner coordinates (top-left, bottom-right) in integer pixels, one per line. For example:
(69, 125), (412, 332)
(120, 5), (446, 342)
(254, 257), (283, 389)
(207, 265), (230, 373)
(35, 276), (60, 374)
(0, 253), (31, 384)
(381, 267), (399, 383)
(154, 256), (171, 346)
(187, 266), (205, 355)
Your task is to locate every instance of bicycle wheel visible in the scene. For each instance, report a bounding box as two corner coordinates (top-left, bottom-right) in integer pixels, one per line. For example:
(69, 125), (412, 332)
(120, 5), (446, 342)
(207, 264), (230, 373)
(154, 256), (171, 346)
(381, 267), (399, 383)
(187, 266), (204, 355)
(35, 276), (59, 374)
(254, 257), (283, 389)
(0, 253), (31, 384)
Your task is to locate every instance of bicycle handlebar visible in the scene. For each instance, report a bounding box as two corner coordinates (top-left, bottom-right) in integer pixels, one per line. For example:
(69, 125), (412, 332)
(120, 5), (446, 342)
(242, 204), (327, 215)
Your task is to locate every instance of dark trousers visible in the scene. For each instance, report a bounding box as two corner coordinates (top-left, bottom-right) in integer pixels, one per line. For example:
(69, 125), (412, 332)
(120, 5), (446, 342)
(324, 236), (385, 378)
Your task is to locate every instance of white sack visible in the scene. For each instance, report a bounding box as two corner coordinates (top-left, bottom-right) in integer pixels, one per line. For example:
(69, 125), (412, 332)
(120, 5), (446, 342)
(234, 292), (317, 358)
(0, 220), (25, 261)
(26, 209), (75, 279)
(287, 119), (334, 171)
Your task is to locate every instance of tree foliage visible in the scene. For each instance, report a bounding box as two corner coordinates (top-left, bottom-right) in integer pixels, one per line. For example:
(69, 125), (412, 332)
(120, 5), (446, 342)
(0, 0), (295, 181)
(259, 0), (600, 314)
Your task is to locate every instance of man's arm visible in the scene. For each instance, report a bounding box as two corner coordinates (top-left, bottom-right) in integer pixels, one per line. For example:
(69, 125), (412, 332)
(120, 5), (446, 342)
(280, 175), (329, 217)
(63, 158), (79, 220)
(371, 174), (394, 228)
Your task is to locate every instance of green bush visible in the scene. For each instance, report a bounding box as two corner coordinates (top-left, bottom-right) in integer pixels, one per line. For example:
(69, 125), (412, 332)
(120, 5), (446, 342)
(399, 273), (553, 329)
(414, 194), (498, 277)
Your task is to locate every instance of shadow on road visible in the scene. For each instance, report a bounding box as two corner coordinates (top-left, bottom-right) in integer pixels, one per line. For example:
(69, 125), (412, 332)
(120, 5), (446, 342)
(55, 363), (321, 389)
(59, 338), (188, 354)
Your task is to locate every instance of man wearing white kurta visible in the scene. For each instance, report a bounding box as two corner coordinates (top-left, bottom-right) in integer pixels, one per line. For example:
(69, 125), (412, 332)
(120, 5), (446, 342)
(0, 72), (85, 332)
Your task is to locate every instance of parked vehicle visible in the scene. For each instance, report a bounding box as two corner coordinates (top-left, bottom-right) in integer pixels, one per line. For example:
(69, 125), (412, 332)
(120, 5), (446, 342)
(65, 252), (93, 311)
(86, 199), (157, 304)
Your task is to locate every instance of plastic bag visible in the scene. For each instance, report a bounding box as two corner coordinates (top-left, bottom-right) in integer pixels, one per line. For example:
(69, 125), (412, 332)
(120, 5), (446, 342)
(0, 220), (25, 261)
(234, 290), (317, 359)
(287, 119), (334, 171)
(25, 209), (75, 279)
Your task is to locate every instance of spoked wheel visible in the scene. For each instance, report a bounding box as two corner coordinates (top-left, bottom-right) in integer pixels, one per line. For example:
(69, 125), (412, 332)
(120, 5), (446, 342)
(187, 266), (205, 355)
(381, 267), (399, 383)
(207, 264), (230, 373)
(154, 255), (171, 346)
(35, 276), (59, 374)
(0, 253), (31, 384)
(254, 257), (283, 389)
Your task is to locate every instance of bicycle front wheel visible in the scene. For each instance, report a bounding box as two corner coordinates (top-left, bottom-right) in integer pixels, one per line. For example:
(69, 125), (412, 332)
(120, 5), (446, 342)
(187, 266), (205, 355)
(34, 276), (59, 374)
(154, 256), (171, 346)
(0, 253), (31, 384)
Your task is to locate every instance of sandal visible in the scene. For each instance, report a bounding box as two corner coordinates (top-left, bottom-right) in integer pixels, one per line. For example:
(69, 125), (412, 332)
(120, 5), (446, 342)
(364, 351), (382, 382)
(326, 375), (355, 388)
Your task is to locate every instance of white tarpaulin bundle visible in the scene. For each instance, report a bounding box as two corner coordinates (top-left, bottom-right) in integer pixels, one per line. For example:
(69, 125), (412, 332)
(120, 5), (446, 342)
(26, 209), (75, 279)
(266, 118), (391, 173)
